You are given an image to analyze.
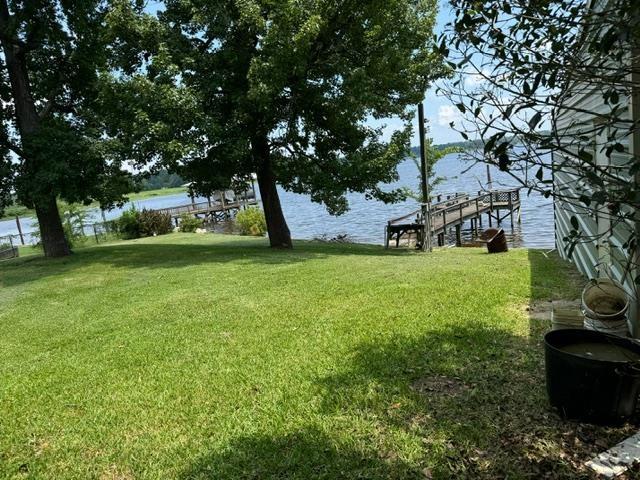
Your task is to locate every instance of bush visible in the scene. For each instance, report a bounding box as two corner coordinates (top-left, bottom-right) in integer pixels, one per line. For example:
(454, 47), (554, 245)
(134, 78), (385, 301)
(138, 209), (173, 237)
(236, 207), (267, 236)
(116, 207), (141, 239)
(115, 207), (173, 239)
(178, 214), (203, 233)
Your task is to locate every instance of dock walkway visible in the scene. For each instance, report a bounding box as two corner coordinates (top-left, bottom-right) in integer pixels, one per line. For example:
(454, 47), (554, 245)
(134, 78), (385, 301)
(385, 189), (521, 248)
(155, 197), (258, 225)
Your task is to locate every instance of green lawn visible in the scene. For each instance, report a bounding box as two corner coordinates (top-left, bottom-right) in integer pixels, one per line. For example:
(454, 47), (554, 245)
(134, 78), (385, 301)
(0, 235), (633, 479)
(124, 186), (187, 202)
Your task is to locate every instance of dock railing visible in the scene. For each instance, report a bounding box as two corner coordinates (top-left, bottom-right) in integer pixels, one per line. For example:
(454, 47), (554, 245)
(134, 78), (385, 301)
(386, 188), (521, 248)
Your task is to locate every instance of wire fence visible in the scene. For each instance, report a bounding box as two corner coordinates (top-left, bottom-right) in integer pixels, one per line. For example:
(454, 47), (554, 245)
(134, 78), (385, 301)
(0, 220), (120, 252)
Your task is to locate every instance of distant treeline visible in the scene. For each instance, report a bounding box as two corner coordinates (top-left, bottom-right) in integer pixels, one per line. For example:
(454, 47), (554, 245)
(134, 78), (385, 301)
(409, 139), (483, 156)
(139, 170), (185, 191)
(411, 131), (550, 155)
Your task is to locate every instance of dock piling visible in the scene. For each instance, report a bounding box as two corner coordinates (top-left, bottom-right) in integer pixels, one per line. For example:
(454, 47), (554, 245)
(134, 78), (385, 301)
(384, 188), (521, 249)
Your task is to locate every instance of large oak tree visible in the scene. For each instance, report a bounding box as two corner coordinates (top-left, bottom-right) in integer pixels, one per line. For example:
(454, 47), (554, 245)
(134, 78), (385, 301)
(109, 0), (446, 248)
(0, 0), (132, 257)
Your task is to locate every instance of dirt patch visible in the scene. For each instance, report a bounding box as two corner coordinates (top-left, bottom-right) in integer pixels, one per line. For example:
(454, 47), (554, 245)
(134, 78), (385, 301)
(411, 375), (469, 397)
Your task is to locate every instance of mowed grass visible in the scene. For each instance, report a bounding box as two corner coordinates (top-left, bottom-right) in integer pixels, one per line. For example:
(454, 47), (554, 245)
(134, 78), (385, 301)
(124, 186), (187, 202)
(0, 234), (631, 479)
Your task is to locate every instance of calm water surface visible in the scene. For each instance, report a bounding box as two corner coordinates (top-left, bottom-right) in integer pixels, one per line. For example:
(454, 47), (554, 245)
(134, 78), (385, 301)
(0, 154), (554, 248)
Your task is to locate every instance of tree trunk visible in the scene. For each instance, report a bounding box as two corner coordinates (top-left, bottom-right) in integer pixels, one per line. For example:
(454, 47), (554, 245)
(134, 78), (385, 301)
(253, 136), (292, 249)
(0, 0), (70, 257)
(36, 195), (71, 257)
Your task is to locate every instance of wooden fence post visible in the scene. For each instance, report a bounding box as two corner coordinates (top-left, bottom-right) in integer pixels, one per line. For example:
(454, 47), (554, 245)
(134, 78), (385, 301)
(15, 216), (24, 245)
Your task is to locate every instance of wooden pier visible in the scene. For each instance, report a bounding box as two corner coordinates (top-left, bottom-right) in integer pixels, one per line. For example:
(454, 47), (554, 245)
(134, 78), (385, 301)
(155, 195), (258, 225)
(385, 188), (521, 248)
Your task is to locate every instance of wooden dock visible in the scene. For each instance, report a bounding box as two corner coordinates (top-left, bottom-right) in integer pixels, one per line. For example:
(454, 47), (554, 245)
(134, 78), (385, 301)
(155, 196), (258, 225)
(385, 189), (521, 248)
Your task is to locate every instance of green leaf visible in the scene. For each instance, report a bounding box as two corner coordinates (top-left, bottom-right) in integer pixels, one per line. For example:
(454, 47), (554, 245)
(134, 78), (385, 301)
(528, 112), (542, 129)
(570, 216), (579, 230)
(578, 149), (594, 162)
(484, 135), (497, 153)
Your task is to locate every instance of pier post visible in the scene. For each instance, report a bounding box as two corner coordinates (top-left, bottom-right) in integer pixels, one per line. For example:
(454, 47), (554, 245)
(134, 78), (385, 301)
(455, 225), (462, 247)
(508, 195), (514, 228)
(220, 191), (227, 218)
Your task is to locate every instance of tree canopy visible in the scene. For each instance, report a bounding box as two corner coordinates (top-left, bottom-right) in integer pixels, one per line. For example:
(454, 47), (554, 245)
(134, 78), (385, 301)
(105, 0), (447, 248)
(440, 0), (640, 264)
(0, 0), (134, 256)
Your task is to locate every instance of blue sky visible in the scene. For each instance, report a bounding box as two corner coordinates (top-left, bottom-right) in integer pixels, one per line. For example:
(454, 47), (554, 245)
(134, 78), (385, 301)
(372, 1), (460, 146)
(145, 1), (460, 146)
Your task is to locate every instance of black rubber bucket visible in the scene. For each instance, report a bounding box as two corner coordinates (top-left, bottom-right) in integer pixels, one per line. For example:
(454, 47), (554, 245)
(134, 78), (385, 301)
(545, 329), (640, 424)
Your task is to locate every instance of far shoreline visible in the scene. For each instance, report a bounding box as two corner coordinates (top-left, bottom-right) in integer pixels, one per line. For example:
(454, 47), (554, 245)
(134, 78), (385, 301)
(0, 186), (188, 222)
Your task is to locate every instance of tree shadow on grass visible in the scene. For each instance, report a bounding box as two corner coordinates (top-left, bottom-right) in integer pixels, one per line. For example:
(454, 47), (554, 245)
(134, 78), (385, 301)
(0, 237), (412, 288)
(316, 323), (639, 479)
(180, 427), (424, 480)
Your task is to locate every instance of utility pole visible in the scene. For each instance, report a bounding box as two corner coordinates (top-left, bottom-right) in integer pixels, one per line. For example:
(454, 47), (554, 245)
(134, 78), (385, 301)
(418, 103), (432, 252)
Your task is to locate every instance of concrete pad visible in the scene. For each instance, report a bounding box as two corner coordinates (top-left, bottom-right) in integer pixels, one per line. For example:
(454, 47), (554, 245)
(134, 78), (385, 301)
(586, 431), (640, 477)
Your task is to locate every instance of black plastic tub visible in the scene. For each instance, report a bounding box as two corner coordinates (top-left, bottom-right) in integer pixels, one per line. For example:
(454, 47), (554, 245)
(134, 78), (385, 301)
(545, 329), (640, 424)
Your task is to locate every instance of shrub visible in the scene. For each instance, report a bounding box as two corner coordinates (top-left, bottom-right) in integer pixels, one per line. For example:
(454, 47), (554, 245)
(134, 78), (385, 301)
(0, 242), (12, 251)
(115, 207), (172, 239)
(236, 207), (267, 236)
(137, 209), (173, 237)
(116, 207), (141, 239)
(178, 214), (203, 233)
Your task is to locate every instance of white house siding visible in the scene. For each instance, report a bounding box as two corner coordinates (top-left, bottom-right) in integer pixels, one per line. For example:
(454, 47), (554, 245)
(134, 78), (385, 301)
(553, 42), (638, 334)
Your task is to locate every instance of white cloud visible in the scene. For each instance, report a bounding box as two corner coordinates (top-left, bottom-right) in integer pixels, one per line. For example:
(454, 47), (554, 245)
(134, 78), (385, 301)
(464, 69), (491, 88)
(437, 105), (461, 126)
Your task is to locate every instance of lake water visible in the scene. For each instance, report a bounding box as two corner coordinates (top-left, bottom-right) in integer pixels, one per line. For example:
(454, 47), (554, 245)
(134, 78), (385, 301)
(0, 153), (555, 248)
